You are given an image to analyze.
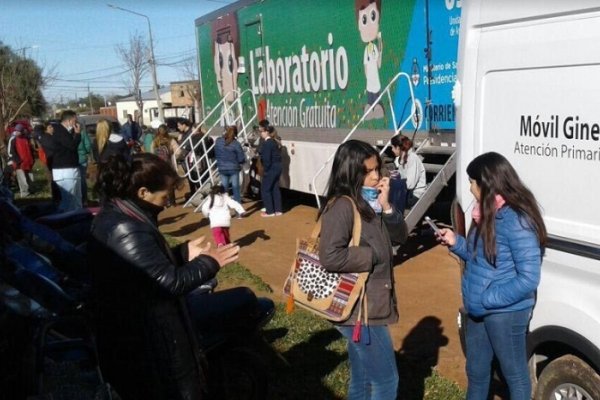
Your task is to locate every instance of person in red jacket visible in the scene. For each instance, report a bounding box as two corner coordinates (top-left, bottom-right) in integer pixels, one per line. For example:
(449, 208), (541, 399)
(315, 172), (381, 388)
(7, 124), (34, 197)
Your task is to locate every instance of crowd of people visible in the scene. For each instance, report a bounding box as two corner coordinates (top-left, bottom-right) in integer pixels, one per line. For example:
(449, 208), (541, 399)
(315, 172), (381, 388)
(1, 110), (546, 399)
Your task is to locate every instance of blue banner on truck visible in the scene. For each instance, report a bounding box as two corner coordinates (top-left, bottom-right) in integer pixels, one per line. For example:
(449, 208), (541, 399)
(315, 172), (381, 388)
(393, 0), (461, 132)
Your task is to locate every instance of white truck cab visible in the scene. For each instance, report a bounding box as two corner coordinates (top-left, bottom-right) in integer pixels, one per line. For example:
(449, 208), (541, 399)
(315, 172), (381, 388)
(456, 1), (600, 398)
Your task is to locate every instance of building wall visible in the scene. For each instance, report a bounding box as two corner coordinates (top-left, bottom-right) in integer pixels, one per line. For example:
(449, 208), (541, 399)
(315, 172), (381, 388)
(99, 106), (117, 119)
(171, 81), (199, 107)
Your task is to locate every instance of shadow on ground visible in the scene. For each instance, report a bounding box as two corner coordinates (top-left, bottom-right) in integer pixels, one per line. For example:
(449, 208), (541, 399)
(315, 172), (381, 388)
(394, 227), (440, 264)
(235, 229), (271, 247)
(164, 219), (209, 237)
(160, 212), (188, 225)
(263, 328), (346, 400)
(396, 316), (449, 400)
(262, 316), (455, 400)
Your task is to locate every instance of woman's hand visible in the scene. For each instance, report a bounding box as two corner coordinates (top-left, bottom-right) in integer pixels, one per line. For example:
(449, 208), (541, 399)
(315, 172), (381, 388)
(203, 243), (240, 268)
(437, 228), (457, 247)
(188, 236), (211, 260)
(377, 177), (392, 212)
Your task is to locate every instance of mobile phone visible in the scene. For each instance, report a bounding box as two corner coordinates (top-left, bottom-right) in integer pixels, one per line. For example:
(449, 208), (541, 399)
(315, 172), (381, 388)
(424, 216), (442, 235)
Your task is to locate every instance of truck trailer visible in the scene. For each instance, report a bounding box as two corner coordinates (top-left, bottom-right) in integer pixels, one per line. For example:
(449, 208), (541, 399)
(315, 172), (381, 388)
(193, 0), (461, 230)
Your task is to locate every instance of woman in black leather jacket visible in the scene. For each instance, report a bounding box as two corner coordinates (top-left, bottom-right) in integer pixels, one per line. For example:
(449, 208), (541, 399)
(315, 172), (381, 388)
(89, 153), (239, 400)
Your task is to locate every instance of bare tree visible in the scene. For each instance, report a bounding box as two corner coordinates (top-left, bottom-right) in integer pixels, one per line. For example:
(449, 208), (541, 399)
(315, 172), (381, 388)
(180, 57), (202, 123)
(115, 32), (149, 124)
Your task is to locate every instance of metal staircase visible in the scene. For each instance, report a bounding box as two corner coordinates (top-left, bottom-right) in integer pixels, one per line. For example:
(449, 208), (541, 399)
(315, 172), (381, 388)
(311, 71), (417, 209)
(402, 138), (456, 233)
(309, 70), (456, 233)
(172, 89), (258, 210)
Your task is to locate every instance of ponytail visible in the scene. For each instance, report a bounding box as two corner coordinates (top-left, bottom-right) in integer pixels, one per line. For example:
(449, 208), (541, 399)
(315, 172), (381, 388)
(208, 184), (225, 209)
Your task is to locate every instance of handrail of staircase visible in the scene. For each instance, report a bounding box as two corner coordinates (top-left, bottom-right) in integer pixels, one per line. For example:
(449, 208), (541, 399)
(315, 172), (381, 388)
(173, 89), (257, 180)
(311, 72), (416, 208)
(174, 89), (257, 208)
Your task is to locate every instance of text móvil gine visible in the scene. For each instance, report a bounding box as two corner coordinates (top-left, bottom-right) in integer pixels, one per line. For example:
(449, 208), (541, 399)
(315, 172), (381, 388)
(520, 115), (600, 141)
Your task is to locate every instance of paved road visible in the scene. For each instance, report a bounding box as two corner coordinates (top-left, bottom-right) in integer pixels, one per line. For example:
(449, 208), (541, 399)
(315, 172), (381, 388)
(159, 197), (467, 388)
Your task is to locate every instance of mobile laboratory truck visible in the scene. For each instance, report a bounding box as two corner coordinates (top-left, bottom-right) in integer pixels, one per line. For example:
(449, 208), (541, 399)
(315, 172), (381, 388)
(192, 0), (460, 230)
(456, 1), (600, 398)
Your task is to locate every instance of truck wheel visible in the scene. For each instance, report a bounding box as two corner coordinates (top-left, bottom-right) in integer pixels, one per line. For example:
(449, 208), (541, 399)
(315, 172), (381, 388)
(534, 355), (600, 400)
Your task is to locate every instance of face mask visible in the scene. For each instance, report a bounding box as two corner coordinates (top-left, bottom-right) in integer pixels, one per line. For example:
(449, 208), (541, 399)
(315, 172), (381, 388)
(361, 186), (382, 213)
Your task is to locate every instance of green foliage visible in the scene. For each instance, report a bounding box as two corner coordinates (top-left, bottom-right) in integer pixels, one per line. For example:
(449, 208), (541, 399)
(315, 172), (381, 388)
(0, 42), (47, 125)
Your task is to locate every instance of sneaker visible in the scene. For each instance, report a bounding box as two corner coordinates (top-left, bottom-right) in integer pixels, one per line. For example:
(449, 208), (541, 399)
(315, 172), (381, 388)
(260, 207), (266, 212)
(260, 212), (275, 217)
(275, 212), (283, 216)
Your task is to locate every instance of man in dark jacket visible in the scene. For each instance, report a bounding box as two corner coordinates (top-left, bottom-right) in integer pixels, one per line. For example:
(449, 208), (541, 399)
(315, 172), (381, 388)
(177, 119), (214, 201)
(51, 110), (82, 211)
(120, 113), (141, 142)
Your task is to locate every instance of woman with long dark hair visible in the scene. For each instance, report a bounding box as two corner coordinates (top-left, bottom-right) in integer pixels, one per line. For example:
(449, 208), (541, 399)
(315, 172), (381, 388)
(214, 125), (245, 204)
(438, 152), (547, 400)
(390, 134), (426, 208)
(257, 119), (283, 216)
(318, 140), (408, 399)
(89, 153), (239, 400)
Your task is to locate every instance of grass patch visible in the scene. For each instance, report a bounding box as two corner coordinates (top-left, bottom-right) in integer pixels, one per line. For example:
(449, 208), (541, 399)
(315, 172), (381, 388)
(217, 262), (273, 293)
(216, 264), (465, 400)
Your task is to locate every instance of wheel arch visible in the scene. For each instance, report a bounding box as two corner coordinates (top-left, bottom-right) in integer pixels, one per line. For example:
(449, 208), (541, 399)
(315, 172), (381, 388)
(528, 325), (600, 374)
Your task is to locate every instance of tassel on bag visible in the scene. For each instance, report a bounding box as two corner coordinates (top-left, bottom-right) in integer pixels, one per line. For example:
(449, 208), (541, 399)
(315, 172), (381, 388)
(286, 292), (295, 314)
(352, 319), (362, 343)
(352, 288), (369, 343)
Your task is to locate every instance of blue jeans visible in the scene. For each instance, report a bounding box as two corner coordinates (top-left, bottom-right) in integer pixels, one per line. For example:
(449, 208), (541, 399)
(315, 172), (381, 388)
(261, 165), (282, 214)
(337, 325), (398, 400)
(79, 164), (88, 204)
(466, 308), (532, 400)
(220, 170), (241, 203)
(389, 177), (407, 214)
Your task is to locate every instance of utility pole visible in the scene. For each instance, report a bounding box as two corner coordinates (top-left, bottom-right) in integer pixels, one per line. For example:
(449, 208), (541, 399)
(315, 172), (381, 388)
(108, 4), (164, 122)
(88, 83), (93, 114)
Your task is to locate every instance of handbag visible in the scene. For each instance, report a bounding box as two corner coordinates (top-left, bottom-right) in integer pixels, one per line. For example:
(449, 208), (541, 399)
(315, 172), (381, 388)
(283, 196), (369, 339)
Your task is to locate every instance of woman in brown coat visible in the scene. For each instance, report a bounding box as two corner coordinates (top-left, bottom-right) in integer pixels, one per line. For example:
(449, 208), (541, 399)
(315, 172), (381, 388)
(319, 140), (408, 399)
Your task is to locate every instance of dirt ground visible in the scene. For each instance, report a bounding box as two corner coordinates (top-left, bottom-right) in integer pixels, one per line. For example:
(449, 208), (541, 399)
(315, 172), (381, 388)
(159, 191), (468, 389)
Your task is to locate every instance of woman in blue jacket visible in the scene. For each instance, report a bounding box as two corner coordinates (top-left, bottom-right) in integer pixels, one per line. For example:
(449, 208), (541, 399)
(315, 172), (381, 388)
(214, 125), (245, 203)
(438, 152), (547, 400)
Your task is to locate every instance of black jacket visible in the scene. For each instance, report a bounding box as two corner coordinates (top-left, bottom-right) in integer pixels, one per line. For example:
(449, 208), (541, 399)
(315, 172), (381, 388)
(89, 201), (219, 399)
(51, 124), (81, 169)
(39, 133), (56, 169)
(98, 138), (130, 164)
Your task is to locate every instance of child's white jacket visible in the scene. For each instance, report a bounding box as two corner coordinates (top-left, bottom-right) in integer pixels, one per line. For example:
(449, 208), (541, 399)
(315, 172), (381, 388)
(201, 194), (245, 228)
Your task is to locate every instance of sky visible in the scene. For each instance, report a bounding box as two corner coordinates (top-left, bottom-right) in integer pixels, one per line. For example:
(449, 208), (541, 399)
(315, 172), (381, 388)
(0, 0), (233, 105)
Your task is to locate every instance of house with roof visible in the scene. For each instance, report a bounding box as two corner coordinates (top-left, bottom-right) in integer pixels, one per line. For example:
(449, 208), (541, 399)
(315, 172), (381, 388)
(115, 84), (198, 127)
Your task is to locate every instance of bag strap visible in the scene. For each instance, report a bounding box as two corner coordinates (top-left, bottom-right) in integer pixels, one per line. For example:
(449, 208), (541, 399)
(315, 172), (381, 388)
(311, 196), (362, 246)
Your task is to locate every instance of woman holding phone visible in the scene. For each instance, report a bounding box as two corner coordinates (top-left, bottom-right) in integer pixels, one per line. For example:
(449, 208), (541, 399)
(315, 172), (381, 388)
(437, 152), (546, 400)
(318, 140), (408, 399)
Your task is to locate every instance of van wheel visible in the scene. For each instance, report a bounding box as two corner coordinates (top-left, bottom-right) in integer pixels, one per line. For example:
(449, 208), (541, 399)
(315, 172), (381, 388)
(534, 355), (600, 400)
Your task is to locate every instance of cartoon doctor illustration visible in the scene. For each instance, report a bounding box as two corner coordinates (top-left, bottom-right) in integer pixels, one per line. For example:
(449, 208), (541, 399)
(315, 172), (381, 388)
(356, 0), (384, 120)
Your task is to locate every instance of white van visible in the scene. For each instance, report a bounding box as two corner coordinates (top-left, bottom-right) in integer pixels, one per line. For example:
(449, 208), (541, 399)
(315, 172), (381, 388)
(456, 1), (600, 398)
